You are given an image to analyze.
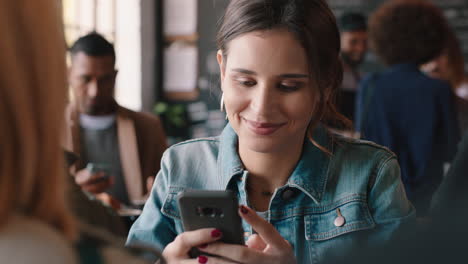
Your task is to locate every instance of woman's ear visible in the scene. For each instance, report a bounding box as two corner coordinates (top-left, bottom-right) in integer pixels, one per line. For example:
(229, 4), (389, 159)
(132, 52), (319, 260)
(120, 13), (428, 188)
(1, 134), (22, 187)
(217, 50), (226, 86)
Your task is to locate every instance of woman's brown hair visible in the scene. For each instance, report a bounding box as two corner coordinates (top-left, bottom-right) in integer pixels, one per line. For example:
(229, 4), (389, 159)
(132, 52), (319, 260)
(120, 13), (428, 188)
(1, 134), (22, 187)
(0, 0), (76, 239)
(216, 0), (349, 152)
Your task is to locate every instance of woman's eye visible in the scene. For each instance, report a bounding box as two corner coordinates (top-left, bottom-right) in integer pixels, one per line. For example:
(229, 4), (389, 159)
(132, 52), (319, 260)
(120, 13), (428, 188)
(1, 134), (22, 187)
(278, 83), (300, 92)
(237, 80), (256, 87)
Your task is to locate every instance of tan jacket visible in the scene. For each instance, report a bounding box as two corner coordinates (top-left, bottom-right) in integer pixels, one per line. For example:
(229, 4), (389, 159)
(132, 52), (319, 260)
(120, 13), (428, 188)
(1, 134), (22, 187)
(63, 104), (167, 202)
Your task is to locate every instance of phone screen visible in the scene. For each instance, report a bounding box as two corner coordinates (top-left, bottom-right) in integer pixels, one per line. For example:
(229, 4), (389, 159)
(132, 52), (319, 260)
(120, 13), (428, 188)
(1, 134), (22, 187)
(86, 163), (111, 180)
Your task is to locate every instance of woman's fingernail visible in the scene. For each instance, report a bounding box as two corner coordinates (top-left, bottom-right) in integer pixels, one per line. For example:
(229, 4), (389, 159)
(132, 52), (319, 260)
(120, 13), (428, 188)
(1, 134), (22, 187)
(199, 244), (208, 249)
(211, 229), (222, 238)
(240, 205), (249, 214)
(198, 255), (208, 264)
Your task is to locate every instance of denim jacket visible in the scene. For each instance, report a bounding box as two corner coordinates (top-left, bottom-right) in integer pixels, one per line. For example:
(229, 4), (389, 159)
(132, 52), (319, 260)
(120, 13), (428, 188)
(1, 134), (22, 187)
(127, 124), (415, 264)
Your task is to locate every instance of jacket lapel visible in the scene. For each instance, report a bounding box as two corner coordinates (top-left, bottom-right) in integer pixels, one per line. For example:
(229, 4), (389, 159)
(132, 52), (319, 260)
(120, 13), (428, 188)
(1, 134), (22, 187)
(64, 104), (84, 170)
(117, 107), (143, 202)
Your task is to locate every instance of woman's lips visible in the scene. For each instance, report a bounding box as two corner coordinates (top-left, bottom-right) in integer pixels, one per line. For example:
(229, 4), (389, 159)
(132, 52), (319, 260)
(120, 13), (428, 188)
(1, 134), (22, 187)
(242, 118), (286, 135)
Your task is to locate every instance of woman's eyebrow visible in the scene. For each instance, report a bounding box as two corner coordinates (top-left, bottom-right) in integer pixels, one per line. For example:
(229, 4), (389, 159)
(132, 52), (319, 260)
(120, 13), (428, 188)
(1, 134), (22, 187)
(231, 68), (256, 75)
(279, 73), (309, 78)
(231, 68), (308, 79)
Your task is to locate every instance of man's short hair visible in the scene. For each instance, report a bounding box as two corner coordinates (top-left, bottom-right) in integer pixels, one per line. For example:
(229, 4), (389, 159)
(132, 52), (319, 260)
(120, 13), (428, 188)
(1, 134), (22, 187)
(339, 12), (367, 32)
(69, 32), (115, 62)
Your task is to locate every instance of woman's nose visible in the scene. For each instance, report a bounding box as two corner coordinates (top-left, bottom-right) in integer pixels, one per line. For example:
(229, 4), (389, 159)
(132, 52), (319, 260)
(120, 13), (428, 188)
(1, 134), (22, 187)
(249, 82), (275, 115)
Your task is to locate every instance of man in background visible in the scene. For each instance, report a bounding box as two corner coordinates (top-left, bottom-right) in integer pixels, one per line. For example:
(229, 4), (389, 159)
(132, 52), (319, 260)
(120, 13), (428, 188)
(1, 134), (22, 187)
(337, 12), (368, 122)
(64, 32), (167, 207)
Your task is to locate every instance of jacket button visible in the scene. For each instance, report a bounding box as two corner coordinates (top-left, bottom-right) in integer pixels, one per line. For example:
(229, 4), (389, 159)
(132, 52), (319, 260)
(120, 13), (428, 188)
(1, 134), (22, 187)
(334, 216), (345, 227)
(334, 208), (346, 227)
(281, 188), (295, 200)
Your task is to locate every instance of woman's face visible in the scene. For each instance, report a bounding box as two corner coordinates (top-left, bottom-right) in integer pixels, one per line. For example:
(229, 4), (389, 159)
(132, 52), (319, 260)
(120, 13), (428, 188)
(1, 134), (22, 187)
(218, 29), (315, 154)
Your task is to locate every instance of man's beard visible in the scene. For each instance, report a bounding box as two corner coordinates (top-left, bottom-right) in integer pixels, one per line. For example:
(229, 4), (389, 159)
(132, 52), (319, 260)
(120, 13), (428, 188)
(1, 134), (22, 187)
(82, 99), (117, 115)
(341, 52), (364, 68)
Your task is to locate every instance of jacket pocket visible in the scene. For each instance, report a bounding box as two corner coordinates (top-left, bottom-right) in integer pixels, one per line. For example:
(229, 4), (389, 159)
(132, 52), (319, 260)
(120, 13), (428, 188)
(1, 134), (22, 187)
(305, 201), (375, 241)
(161, 186), (185, 219)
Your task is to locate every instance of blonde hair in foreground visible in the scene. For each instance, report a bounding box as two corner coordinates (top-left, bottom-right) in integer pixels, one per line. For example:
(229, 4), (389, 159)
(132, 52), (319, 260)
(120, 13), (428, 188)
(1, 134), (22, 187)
(0, 0), (75, 239)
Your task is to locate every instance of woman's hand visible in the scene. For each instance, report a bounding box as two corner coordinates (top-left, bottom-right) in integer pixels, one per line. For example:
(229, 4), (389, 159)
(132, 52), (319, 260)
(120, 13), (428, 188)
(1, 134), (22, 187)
(196, 205), (297, 264)
(162, 228), (224, 263)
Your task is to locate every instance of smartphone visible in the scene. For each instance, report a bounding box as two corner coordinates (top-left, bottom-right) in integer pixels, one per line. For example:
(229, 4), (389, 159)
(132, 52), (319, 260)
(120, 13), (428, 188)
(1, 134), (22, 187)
(177, 190), (244, 256)
(86, 163), (111, 181)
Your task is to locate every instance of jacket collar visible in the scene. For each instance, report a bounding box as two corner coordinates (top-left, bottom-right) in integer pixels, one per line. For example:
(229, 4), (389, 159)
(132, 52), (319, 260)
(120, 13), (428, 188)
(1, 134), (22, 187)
(217, 123), (332, 204)
(217, 124), (244, 187)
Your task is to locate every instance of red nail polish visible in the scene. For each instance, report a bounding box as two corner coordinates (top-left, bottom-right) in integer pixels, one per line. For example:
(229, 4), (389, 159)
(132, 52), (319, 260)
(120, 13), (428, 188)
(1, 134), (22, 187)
(198, 255), (208, 264)
(199, 244), (208, 249)
(211, 229), (222, 238)
(240, 205), (248, 214)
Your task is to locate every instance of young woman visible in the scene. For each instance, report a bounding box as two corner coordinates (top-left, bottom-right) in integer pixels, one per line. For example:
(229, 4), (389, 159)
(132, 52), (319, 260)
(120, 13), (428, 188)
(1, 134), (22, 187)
(127, 0), (414, 263)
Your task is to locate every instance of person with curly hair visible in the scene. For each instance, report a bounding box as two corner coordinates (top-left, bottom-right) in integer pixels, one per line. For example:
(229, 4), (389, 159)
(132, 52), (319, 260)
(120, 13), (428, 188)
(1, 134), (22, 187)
(355, 0), (460, 216)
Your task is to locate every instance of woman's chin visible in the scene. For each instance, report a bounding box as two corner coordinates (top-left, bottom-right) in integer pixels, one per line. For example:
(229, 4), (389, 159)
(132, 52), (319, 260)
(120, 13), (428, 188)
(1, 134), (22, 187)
(240, 139), (286, 154)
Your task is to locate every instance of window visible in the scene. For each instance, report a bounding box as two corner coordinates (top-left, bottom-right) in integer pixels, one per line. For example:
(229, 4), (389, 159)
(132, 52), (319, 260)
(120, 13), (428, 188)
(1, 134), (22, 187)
(62, 0), (153, 111)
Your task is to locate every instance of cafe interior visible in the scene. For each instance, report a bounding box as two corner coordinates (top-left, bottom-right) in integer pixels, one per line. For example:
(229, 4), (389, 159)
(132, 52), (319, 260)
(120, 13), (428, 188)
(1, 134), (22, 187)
(1, 0), (467, 263)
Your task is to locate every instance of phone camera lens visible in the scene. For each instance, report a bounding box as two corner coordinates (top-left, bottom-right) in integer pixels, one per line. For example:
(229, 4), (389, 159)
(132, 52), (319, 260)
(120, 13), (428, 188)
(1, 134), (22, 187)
(202, 207), (214, 217)
(196, 206), (203, 216)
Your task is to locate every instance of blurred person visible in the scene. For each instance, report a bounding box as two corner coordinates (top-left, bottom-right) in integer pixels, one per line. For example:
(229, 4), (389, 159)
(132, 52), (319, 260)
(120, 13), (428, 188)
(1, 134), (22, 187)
(0, 0), (164, 263)
(355, 0), (460, 216)
(127, 0), (414, 263)
(0, 1), (77, 262)
(430, 128), (468, 216)
(337, 12), (368, 123)
(64, 33), (168, 207)
(420, 28), (468, 134)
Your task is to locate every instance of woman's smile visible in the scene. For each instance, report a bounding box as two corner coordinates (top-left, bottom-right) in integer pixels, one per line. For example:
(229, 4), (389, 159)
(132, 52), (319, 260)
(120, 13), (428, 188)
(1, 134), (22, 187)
(241, 117), (287, 136)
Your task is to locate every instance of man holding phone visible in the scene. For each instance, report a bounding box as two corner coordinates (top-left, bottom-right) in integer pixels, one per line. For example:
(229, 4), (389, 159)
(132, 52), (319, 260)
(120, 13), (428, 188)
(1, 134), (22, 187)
(64, 33), (167, 206)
